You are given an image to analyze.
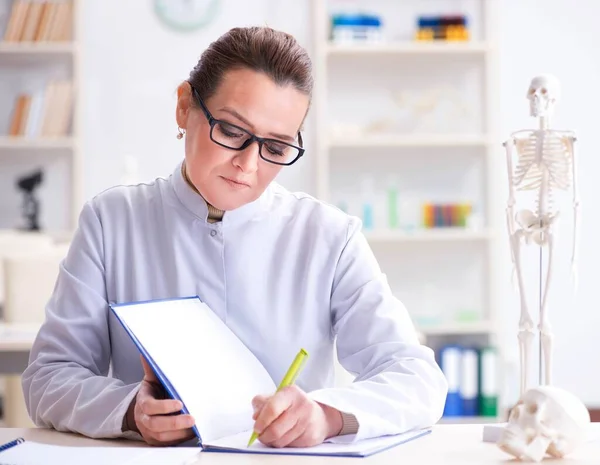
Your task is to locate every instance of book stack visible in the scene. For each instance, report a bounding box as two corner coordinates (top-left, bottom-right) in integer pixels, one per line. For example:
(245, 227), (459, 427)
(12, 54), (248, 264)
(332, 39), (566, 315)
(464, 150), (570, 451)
(8, 80), (73, 137)
(3, 0), (72, 43)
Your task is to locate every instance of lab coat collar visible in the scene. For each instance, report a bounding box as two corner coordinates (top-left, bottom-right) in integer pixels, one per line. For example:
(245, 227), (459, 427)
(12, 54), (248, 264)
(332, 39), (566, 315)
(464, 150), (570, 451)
(170, 160), (273, 227)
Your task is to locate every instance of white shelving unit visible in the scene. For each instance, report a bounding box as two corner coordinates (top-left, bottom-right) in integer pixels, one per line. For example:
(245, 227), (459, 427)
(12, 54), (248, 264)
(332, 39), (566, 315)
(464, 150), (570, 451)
(0, 0), (82, 234)
(0, 0), (81, 426)
(311, 0), (504, 421)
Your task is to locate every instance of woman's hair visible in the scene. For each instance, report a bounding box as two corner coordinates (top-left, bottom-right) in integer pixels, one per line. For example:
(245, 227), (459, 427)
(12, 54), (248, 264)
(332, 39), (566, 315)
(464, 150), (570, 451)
(188, 26), (313, 103)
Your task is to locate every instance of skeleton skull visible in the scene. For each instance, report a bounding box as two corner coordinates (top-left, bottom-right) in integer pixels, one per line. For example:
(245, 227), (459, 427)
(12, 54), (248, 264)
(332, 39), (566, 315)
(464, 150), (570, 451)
(527, 75), (560, 118)
(497, 386), (590, 462)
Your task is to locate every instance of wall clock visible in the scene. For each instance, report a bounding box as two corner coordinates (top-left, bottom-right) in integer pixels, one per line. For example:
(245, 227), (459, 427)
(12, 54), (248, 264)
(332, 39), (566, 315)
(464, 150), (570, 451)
(153, 0), (220, 32)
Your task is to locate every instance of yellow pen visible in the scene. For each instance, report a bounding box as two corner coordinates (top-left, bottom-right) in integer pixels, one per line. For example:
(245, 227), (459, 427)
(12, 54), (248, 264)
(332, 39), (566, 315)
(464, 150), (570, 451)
(247, 348), (308, 447)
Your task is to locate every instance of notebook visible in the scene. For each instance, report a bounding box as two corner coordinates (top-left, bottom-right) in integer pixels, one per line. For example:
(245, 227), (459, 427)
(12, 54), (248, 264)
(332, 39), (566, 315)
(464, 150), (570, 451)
(0, 437), (202, 465)
(109, 296), (432, 457)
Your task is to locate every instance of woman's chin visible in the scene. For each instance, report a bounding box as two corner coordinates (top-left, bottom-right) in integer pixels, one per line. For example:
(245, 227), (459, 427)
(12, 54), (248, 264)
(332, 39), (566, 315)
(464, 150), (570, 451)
(209, 192), (254, 211)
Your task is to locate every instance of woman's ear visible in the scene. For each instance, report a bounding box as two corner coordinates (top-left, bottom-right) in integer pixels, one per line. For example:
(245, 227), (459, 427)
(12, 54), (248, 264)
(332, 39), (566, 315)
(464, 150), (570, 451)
(175, 81), (192, 130)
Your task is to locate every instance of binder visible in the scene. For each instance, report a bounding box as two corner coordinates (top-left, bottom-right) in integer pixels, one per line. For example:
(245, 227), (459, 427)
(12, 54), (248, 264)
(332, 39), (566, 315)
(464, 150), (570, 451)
(460, 347), (479, 416)
(110, 296), (432, 457)
(479, 346), (498, 416)
(439, 345), (462, 416)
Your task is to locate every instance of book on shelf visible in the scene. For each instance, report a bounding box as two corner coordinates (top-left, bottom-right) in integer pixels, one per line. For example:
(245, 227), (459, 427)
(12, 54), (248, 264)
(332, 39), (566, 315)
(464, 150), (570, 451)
(3, 0), (72, 43)
(8, 79), (73, 138)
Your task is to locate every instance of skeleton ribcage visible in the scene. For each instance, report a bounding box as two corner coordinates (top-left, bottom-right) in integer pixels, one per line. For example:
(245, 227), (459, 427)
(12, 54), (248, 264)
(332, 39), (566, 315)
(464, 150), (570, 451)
(513, 132), (572, 191)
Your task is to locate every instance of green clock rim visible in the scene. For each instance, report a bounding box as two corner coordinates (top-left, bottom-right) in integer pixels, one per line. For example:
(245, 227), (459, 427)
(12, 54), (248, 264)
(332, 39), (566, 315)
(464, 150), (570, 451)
(154, 0), (220, 32)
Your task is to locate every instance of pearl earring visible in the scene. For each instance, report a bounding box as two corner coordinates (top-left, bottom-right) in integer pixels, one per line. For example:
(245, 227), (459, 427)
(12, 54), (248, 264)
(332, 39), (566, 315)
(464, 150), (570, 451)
(177, 127), (185, 139)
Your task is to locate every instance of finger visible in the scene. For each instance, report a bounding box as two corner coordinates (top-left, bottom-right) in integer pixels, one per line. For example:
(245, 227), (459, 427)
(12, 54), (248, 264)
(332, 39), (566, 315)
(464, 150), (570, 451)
(288, 427), (323, 448)
(252, 395), (269, 420)
(252, 395), (269, 412)
(139, 396), (183, 416)
(259, 404), (304, 447)
(140, 355), (158, 382)
(253, 390), (294, 436)
(147, 427), (196, 446)
(270, 419), (307, 449)
(142, 412), (196, 434)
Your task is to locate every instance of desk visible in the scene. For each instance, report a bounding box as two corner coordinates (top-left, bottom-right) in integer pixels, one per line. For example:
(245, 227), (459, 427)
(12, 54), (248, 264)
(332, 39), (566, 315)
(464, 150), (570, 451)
(0, 424), (599, 464)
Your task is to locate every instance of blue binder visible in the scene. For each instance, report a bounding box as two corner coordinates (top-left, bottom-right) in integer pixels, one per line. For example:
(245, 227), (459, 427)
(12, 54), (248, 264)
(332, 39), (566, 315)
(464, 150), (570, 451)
(439, 345), (462, 416)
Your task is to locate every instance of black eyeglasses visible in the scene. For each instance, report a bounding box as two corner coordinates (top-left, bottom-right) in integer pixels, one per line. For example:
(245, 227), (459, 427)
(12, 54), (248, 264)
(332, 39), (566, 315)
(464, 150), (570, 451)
(189, 84), (305, 166)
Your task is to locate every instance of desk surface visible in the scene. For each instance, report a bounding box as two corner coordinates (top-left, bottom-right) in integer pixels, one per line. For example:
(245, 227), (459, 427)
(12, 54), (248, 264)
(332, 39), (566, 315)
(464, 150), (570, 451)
(1, 424), (599, 464)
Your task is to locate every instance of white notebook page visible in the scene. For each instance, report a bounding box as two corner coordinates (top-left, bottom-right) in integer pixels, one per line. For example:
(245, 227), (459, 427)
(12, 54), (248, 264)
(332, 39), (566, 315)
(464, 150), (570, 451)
(0, 441), (201, 465)
(112, 297), (277, 443)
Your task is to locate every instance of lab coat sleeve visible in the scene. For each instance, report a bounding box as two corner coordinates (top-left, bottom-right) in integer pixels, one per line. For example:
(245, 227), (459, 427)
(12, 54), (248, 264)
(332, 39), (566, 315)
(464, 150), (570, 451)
(308, 217), (448, 442)
(21, 201), (142, 440)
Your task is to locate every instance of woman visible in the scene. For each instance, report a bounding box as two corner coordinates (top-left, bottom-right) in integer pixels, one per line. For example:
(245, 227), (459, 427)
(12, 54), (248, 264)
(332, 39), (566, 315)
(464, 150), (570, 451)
(22, 26), (448, 448)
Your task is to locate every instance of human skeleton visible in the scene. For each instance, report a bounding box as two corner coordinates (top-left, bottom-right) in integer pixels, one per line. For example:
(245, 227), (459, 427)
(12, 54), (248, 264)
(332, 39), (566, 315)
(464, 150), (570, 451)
(503, 74), (579, 397)
(494, 75), (588, 462)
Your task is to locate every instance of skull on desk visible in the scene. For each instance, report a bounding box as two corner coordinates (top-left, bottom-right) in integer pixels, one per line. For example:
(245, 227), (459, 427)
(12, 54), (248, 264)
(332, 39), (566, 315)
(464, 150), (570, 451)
(497, 386), (590, 462)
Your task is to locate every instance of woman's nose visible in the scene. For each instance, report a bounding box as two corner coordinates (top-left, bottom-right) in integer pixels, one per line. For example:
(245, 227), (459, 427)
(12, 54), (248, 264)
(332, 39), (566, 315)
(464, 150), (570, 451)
(233, 142), (260, 173)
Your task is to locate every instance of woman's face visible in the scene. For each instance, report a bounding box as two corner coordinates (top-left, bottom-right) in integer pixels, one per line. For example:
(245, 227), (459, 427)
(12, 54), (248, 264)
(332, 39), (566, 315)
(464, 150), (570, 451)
(176, 68), (309, 211)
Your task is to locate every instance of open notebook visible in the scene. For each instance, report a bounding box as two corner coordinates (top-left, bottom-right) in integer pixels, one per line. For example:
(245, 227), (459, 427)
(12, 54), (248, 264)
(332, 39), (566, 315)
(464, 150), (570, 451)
(109, 296), (431, 457)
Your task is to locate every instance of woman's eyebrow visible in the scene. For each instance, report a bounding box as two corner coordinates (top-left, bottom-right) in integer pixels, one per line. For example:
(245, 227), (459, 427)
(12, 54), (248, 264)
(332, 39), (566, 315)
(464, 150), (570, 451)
(219, 106), (295, 142)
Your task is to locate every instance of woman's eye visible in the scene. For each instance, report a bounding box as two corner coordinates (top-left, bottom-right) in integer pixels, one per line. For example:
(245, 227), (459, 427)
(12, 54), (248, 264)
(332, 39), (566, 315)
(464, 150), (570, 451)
(218, 123), (244, 139)
(265, 142), (286, 156)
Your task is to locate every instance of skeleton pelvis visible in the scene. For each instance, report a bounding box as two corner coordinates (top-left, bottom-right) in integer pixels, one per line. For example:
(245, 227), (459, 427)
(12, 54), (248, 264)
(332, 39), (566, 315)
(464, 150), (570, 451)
(514, 209), (557, 246)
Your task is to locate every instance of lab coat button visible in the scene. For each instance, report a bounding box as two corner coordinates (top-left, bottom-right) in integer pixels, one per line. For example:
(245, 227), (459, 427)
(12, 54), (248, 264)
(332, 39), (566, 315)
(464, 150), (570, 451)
(210, 230), (217, 237)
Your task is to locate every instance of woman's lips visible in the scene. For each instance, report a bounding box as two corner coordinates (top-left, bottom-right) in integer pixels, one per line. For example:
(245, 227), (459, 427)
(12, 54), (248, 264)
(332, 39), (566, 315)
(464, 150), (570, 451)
(221, 176), (250, 189)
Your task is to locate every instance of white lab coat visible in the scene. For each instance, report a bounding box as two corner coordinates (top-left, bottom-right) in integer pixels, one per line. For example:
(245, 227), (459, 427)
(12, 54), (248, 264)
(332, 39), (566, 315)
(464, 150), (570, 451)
(21, 161), (448, 441)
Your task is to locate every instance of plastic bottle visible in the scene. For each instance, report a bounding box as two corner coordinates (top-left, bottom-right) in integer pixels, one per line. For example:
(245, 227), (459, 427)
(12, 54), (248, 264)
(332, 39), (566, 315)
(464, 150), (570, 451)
(387, 176), (399, 229)
(360, 177), (375, 230)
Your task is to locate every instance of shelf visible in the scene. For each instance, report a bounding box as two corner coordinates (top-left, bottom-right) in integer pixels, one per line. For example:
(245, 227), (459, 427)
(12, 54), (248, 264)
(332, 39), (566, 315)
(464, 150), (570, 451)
(417, 320), (495, 336)
(0, 137), (74, 150)
(326, 41), (491, 56)
(0, 42), (76, 65)
(329, 134), (490, 148)
(364, 228), (491, 243)
(0, 322), (40, 352)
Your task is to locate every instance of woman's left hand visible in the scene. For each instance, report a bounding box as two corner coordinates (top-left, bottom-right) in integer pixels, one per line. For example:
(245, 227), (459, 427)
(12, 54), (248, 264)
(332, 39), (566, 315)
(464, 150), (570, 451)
(251, 385), (343, 448)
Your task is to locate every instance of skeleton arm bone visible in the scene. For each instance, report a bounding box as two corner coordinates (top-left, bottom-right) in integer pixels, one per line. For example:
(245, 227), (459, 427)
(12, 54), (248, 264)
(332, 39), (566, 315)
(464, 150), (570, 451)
(566, 135), (580, 291)
(504, 138), (518, 288)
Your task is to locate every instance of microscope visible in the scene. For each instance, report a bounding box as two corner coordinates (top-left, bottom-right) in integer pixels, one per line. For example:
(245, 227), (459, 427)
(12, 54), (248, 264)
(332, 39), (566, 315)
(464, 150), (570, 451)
(16, 169), (43, 231)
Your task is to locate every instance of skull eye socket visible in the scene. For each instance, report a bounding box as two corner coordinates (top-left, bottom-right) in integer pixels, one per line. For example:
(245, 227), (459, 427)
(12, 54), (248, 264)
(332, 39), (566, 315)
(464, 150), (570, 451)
(529, 88), (535, 94)
(541, 88), (547, 94)
(527, 404), (538, 414)
(510, 405), (521, 420)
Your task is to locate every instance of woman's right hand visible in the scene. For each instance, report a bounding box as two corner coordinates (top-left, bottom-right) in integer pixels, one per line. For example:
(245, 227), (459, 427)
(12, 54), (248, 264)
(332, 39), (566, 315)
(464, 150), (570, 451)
(127, 355), (196, 446)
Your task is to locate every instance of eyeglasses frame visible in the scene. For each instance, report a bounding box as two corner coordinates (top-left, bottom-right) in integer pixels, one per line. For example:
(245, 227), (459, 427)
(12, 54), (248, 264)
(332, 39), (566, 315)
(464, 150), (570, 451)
(189, 83), (305, 166)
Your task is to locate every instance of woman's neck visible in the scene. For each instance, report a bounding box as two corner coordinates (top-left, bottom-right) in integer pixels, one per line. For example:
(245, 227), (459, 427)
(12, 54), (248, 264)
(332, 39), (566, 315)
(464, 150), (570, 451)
(181, 162), (224, 223)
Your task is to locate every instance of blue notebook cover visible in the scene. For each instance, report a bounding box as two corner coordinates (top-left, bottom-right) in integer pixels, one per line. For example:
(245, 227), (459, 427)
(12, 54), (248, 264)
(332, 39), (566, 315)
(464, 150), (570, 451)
(109, 297), (202, 440)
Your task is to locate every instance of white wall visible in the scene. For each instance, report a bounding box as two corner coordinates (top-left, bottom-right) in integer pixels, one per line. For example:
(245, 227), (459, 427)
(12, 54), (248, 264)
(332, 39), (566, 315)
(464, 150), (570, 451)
(80, 0), (313, 200)
(78, 0), (600, 406)
(495, 0), (600, 407)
